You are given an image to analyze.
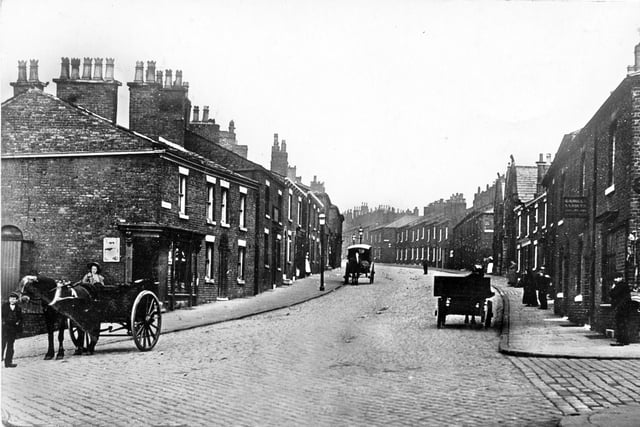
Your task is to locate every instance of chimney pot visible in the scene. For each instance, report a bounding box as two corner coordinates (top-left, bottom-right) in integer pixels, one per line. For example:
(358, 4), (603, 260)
(539, 153), (543, 162)
(105, 58), (115, 81)
(635, 42), (640, 68)
(202, 106), (209, 122)
(146, 61), (156, 83)
(274, 133), (279, 146)
(193, 106), (200, 122)
(164, 69), (172, 88)
(82, 57), (92, 80)
(134, 61), (144, 83)
(17, 60), (27, 82)
(59, 57), (70, 80)
(156, 70), (163, 84)
(70, 58), (81, 80)
(174, 70), (182, 87)
(229, 120), (235, 132)
(28, 59), (40, 82)
(282, 140), (287, 152)
(93, 58), (104, 80)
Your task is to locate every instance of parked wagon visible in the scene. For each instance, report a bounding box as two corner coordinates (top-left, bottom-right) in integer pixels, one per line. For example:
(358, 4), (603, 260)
(18, 275), (162, 353)
(344, 244), (375, 285)
(433, 267), (494, 328)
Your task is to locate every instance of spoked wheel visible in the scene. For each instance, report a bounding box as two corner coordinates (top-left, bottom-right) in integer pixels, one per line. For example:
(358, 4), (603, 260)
(68, 320), (92, 350)
(131, 290), (162, 351)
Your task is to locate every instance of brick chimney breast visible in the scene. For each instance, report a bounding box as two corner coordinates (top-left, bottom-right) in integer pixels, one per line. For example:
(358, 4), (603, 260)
(105, 58), (115, 81)
(82, 57), (92, 80)
(93, 58), (103, 80)
(59, 57), (70, 80)
(70, 58), (81, 80)
(146, 61), (156, 83)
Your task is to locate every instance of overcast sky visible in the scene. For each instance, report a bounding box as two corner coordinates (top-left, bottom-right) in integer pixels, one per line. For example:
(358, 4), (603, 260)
(2, 0), (639, 213)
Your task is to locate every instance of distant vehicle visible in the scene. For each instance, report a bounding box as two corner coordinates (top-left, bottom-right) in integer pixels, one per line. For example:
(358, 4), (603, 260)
(433, 266), (494, 328)
(344, 244), (375, 285)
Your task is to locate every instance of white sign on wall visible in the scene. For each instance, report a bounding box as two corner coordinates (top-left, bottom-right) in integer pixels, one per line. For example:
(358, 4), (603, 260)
(103, 237), (120, 262)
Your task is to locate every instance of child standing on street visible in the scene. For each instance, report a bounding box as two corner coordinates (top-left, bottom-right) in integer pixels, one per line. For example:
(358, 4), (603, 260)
(2, 292), (23, 368)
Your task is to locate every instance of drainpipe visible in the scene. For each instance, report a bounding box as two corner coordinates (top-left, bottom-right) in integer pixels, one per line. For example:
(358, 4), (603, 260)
(590, 138), (597, 328)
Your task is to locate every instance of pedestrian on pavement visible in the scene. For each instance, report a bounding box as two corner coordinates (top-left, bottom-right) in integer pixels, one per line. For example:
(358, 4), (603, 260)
(422, 258), (429, 275)
(305, 253), (311, 277)
(507, 261), (517, 286)
(609, 272), (633, 346)
(522, 269), (538, 307)
(536, 266), (551, 309)
(2, 292), (23, 368)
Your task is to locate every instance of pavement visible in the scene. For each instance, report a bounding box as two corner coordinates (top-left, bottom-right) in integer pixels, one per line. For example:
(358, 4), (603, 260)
(9, 265), (640, 426)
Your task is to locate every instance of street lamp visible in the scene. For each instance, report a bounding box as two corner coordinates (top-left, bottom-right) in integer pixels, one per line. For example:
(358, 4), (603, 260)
(358, 226), (363, 244)
(319, 213), (326, 291)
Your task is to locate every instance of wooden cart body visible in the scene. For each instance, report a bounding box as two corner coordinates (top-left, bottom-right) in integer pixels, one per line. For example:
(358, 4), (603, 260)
(58, 279), (162, 351)
(433, 274), (494, 328)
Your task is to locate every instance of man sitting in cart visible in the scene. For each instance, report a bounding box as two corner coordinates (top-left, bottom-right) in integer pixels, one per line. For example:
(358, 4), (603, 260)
(49, 261), (105, 305)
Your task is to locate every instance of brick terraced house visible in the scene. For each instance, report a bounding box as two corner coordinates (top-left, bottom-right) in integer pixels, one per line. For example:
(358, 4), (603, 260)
(1, 58), (342, 334)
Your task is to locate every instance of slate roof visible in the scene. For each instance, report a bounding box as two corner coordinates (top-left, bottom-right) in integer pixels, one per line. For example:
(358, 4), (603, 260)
(372, 215), (420, 231)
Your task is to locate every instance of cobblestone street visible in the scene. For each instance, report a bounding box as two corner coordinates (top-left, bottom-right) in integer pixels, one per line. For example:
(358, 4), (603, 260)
(3, 266), (640, 426)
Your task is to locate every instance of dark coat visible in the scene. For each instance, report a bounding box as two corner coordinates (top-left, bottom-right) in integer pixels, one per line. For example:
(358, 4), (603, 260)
(2, 302), (23, 336)
(610, 280), (632, 311)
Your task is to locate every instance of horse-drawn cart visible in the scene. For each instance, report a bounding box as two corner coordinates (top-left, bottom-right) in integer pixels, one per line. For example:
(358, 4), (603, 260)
(67, 279), (163, 351)
(434, 270), (494, 329)
(344, 244), (375, 285)
(19, 275), (162, 356)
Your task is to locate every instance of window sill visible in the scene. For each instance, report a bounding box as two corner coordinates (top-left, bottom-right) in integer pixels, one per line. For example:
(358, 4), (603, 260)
(204, 279), (215, 285)
(179, 213), (190, 220)
(237, 279), (245, 285)
(604, 184), (615, 196)
(265, 214), (271, 220)
(221, 223), (230, 229)
(239, 227), (248, 232)
(207, 220), (216, 226)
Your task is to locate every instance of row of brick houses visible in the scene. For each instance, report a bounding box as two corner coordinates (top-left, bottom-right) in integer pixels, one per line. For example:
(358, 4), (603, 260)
(345, 42), (640, 337)
(1, 57), (343, 329)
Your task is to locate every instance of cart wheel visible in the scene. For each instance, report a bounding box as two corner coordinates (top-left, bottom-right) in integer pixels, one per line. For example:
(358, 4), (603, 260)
(436, 298), (446, 328)
(131, 290), (162, 351)
(68, 319), (92, 350)
(484, 300), (493, 328)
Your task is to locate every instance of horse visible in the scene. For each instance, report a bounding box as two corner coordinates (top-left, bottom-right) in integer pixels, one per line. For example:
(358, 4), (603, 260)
(344, 256), (360, 285)
(17, 275), (100, 357)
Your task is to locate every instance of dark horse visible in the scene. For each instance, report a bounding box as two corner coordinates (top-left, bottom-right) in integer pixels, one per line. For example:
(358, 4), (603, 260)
(17, 275), (100, 358)
(344, 256), (360, 285)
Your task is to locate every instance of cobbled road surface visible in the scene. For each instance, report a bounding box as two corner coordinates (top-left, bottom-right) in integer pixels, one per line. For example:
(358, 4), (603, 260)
(3, 266), (639, 426)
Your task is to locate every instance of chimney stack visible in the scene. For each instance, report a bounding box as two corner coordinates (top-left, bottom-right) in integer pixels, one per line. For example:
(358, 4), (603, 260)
(128, 60), (190, 145)
(93, 58), (103, 80)
(229, 120), (235, 133)
(273, 133), (279, 146)
(82, 58), (92, 80)
(202, 106), (209, 121)
(628, 42), (640, 75)
(192, 106), (200, 122)
(54, 56), (121, 123)
(11, 59), (48, 96)
(282, 140), (287, 152)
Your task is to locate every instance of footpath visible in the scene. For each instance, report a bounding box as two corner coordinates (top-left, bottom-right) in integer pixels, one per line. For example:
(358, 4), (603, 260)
(9, 266), (640, 426)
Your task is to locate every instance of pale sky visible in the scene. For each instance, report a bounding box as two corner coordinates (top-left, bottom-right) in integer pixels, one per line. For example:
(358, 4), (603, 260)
(2, 0), (639, 213)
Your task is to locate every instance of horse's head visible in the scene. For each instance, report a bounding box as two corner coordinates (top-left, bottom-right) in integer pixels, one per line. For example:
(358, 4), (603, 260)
(17, 275), (62, 304)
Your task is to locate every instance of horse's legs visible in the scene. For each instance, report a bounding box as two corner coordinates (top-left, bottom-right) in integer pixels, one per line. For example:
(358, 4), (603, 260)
(44, 329), (55, 360)
(55, 320), (65, 359)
